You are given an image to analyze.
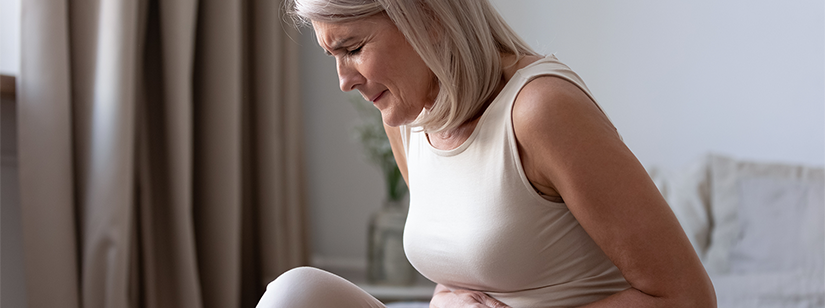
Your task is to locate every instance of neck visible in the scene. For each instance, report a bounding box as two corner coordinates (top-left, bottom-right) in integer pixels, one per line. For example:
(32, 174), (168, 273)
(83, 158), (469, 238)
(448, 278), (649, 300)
(427, 53), (543, 150)
(427, 116), (481, 150)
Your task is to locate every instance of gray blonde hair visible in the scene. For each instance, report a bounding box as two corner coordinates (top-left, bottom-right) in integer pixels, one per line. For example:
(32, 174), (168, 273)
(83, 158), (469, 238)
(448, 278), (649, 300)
(287, 0), (539, 133)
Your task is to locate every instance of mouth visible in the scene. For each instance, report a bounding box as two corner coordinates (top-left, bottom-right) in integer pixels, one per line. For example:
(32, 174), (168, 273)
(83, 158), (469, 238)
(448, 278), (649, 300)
(370, 90), (387, 103)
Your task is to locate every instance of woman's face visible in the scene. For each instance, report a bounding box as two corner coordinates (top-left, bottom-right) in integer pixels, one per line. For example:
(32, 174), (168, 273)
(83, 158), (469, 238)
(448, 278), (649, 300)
(313, 13), (438, 127)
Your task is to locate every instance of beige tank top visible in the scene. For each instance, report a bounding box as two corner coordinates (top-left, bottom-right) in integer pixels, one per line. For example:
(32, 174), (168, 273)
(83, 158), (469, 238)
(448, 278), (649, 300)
(401, 56), (630, 307)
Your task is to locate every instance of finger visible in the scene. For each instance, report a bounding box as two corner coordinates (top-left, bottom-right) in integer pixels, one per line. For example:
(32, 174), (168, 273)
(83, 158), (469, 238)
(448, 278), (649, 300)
(482, 295), (510, 308)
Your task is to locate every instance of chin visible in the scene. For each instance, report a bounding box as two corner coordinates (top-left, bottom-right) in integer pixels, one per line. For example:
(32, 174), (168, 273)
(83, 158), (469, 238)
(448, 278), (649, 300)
(380, 107), (419, 127)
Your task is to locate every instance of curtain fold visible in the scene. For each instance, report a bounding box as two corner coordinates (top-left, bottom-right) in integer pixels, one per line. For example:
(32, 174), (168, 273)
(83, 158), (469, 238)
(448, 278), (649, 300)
(192, 0), (244, 307)
(247, 0), (308, 286)
(18, 0), (309, 307)
(18, 0), (80, 307)
(136, 0), (203, 306)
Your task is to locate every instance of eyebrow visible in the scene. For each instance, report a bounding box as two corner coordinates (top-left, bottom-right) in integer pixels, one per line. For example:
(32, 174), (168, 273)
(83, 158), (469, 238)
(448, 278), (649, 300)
(324, 36), (356, 56)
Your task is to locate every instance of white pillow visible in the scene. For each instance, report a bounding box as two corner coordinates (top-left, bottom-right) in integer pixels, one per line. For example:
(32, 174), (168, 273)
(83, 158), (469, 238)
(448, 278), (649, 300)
(666, 156), (714, 259)
(704, 155), (824, 275)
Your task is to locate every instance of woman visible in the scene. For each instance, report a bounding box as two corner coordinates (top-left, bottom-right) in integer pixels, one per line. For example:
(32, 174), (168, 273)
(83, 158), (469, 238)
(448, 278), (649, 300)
(258, 0), (716, 307)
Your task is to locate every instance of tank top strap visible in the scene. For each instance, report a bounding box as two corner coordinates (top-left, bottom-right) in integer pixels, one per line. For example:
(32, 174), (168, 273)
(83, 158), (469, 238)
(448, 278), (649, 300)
(513, 55), (609, 117)
(512, 55), (619, 137)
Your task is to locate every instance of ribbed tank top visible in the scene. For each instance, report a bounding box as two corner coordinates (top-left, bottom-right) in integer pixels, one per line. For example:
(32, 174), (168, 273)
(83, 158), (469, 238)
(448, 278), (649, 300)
(401, 56), (630, 308)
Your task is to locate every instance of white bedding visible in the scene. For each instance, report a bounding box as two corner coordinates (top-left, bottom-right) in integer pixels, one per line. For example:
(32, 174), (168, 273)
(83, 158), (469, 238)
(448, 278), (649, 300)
(660, 154), (825, 308)
(712, 270), (824, 308)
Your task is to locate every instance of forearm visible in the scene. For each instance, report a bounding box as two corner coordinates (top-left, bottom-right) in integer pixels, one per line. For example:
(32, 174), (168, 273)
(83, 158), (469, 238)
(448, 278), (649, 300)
(578, 286), (715, 308)
(431, 283), (713, 308)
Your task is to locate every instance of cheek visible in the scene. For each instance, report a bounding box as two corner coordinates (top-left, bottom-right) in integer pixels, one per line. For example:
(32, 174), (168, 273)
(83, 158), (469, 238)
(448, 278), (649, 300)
(416, 70), (439, 106)
(353, 56), (382, 86)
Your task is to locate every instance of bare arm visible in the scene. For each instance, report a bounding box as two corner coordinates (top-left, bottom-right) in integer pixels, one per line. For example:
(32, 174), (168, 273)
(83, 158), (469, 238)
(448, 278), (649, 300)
(512, 77), (716, 308)
(383, 123), (409, 187)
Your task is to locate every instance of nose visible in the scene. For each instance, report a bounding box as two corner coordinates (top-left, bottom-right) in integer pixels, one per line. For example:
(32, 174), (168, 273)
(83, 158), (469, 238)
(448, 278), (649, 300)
(336, 59), (365, 92)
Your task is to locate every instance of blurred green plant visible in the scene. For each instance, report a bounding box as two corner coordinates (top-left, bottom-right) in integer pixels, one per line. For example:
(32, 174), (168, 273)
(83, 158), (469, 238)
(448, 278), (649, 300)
(350, 95), (408, 201)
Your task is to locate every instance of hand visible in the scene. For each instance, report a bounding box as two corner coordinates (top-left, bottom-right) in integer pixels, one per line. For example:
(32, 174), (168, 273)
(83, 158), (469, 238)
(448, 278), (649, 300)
(429, 286), (511, 308)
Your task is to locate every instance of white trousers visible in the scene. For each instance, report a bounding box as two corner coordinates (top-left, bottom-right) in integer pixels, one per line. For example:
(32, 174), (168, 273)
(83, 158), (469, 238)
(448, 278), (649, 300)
(256, 267), (386, 308)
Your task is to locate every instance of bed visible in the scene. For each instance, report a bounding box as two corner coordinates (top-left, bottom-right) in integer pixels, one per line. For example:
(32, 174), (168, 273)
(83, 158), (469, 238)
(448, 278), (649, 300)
(653, 154), (824, 308)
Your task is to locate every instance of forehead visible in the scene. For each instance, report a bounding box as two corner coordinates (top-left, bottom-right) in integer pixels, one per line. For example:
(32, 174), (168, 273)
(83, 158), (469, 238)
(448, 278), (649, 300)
(312, 14), (393, 49)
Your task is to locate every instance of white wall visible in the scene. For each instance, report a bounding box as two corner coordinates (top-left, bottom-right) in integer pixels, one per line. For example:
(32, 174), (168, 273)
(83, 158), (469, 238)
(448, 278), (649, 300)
(0, 0), (21, 75)
(301, 0), (825, 270)
(490, 0), (824, 170)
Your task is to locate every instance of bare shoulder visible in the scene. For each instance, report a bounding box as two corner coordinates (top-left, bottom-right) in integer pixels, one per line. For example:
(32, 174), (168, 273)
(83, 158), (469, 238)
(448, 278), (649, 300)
(512, 76), (617, 142)
(511, 76), (621, 197)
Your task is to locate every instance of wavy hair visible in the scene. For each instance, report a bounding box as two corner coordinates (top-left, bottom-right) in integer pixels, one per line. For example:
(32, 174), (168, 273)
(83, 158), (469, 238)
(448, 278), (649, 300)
(286, 0), (539, 133)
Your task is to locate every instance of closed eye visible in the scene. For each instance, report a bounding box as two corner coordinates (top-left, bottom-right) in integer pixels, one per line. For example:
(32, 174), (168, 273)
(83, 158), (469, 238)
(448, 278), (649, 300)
(347, 45), (363, 56)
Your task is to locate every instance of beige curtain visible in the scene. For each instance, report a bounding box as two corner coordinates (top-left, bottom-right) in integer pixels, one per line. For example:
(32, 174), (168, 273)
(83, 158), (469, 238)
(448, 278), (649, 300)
(18, 0), (309, 307)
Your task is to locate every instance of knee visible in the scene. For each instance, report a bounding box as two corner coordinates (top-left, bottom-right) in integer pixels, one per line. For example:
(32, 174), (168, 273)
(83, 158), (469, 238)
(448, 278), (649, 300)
(258, 266), (383, 308)
(258, 267), (342, 308)
(265, 266), (328, 290)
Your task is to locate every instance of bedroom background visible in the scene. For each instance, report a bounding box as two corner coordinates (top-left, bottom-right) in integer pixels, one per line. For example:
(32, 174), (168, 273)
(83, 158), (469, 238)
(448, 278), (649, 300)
(1, 0), (822, 307)
(302, 0), (824, 278)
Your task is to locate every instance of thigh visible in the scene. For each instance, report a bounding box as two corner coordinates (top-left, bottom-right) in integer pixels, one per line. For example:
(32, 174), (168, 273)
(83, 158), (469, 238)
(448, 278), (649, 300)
(257, 267), (386, 308)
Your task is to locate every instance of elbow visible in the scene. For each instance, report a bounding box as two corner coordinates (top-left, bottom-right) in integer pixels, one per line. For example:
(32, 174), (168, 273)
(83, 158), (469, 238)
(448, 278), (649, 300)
(669, 277), (717, 308)
(696, 280), (717, 308)
(635, 272), (717, 308)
